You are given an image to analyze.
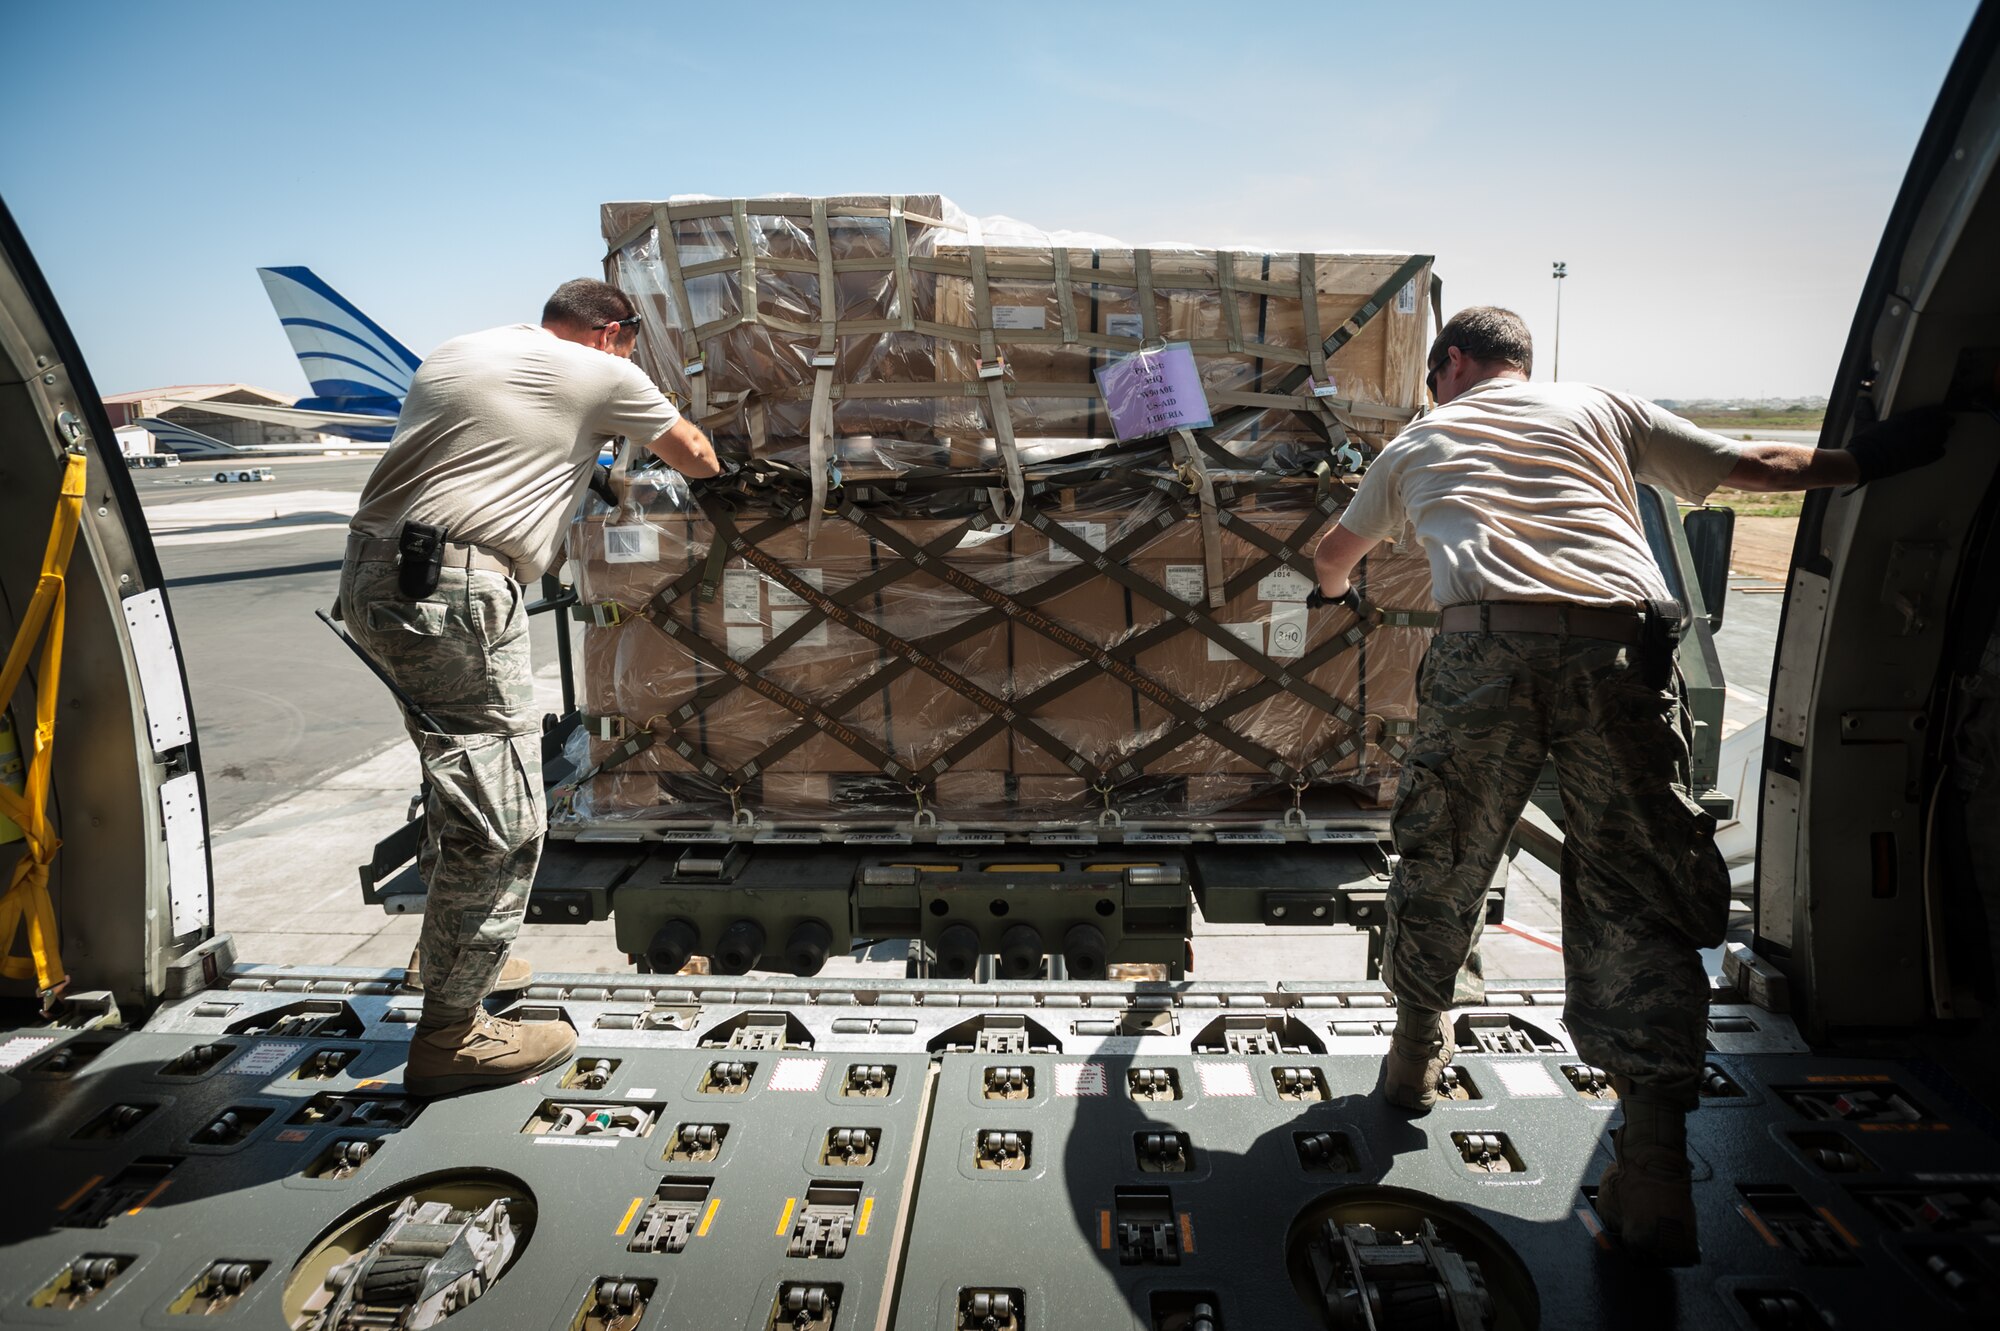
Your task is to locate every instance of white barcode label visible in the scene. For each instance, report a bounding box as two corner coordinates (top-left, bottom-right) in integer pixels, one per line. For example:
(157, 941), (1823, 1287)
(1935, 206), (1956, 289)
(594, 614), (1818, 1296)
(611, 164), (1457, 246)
(1257, 567), (1313, 602)
(1207, 622), (1263, 662)
(765, 568), (823, 609)
(1046, 521), (1107, 564)
(992, 305), (1047, 331)
(1164, 565), (1206, 603)
(771, 610), (829, 649)
(722, 568), (761, 624)
(602, 524), (659, 565)
(1397, 279), (1417, 314)
(1105, 313), (1145, 339)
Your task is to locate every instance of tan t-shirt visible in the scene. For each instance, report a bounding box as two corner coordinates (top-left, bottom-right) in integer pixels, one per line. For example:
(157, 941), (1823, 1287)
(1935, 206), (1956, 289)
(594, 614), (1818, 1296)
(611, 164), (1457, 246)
(351, 324), (680, 581)
(1340, 379), (1740, 607)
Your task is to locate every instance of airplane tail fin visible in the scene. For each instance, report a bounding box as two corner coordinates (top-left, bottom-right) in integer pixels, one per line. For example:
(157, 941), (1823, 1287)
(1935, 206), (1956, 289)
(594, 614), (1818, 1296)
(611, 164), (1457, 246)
(256, 266), (420, 412)
(134, 417), (245, 456)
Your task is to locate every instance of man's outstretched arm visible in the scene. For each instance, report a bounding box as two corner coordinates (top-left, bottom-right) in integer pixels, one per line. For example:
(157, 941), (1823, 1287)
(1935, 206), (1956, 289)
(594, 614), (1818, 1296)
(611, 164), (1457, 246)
(1723, 442), (1857, 492)
(1313, 522), (1381, 597)
(1724, 407), (1953, 493)
(647, 416), (720, 477)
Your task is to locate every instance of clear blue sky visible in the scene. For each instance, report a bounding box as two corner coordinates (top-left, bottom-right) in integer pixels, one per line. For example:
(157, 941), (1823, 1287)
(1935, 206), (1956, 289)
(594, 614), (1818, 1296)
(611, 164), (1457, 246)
(1, 0), (1979, 401)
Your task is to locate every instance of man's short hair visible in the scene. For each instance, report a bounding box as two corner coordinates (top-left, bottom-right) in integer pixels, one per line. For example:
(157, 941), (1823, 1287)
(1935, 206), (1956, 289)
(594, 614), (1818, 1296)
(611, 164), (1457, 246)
(1429, 306), (1534, 377)
(542, 279), (635, 330)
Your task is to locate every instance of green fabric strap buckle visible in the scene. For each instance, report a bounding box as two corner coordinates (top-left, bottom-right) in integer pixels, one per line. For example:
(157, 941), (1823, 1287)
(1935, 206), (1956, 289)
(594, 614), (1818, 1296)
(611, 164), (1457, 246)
(699, 540), (729, 602)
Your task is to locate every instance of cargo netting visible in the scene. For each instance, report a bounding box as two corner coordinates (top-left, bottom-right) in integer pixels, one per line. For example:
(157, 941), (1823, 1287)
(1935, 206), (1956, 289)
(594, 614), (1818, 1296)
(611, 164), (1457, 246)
(556, 195), (1442, 835)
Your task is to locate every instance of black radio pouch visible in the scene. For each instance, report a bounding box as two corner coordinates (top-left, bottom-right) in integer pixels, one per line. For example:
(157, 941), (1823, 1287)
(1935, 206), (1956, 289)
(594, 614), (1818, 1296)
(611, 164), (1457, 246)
(1641, 597), (1688, 691)
(397, 521), (447, 599)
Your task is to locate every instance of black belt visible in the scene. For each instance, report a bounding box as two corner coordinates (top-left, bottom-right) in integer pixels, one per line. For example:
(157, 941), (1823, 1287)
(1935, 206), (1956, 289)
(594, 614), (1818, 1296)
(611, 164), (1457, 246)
(347, 532), (515, 579)
(1437, 601), (1645, 645)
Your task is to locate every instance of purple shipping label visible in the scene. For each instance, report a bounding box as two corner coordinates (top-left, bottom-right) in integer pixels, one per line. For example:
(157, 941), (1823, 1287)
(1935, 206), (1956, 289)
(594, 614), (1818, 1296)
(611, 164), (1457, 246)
(1093, 341), (1214, 442)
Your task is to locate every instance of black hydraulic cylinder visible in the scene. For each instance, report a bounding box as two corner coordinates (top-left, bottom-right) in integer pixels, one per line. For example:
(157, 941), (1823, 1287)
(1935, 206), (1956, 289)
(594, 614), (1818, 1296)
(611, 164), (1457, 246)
(712, 919), (766, 975)
(784, 920), (833, 977)
(933, 924), (981, 979)
(997, 924), (1044, 980)
(646, 918), (700, 975)
(1063, 923), (1107, 979)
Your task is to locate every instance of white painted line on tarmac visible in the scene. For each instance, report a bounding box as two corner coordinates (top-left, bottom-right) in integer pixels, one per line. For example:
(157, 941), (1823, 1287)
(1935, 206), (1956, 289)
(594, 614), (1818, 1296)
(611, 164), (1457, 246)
(1495, 919), (1563, 953)
(141, 488), (361, 522)
(154, 523), (352, 547)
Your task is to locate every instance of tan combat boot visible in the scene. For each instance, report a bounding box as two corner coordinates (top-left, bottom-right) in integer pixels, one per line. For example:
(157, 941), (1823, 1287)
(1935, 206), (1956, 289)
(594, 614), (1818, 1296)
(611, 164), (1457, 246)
(405, 1010), (577, 1097)
(402, 949), (533, 994)
(1382, 1008), (1453, 1112)
(1595, 1078), (1700, 1265)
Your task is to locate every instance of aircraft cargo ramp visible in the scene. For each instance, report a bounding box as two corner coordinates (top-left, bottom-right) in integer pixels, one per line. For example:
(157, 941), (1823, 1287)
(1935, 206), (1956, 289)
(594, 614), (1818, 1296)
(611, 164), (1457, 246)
(3, 971), (1996, 1329)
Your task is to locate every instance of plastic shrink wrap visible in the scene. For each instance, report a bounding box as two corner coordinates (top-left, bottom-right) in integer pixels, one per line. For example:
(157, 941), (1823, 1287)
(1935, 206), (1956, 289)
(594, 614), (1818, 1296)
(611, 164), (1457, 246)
(556, 196), (1440, 832)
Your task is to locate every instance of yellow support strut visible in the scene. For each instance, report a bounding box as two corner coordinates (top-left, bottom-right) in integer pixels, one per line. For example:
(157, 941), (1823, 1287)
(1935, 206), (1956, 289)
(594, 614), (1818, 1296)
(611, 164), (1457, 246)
(0, 448), (87, 1003)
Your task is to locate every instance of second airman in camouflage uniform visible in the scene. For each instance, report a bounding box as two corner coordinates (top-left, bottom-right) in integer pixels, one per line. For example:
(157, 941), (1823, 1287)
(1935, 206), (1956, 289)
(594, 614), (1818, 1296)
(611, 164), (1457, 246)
(1311, 306), (1949, 1264)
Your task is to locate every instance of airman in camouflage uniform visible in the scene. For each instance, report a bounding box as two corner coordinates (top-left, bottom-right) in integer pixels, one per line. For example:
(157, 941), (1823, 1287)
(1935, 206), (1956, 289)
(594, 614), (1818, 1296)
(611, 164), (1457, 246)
(343, 558), (545, 1012)
(342, 279), (717, 1096)
(1312, 306), (1950, 1264)
(1385, 630), (1727, 1091)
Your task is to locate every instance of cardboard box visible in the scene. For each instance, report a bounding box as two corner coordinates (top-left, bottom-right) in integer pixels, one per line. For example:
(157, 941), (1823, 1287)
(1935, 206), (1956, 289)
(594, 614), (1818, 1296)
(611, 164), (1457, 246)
(601, 196), (1432, 460)
(569, 504), (1035, 822)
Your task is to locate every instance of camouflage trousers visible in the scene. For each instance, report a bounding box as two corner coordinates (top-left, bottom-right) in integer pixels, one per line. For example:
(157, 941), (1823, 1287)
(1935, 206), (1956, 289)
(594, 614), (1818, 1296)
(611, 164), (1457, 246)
(1382, 630), (1730, 1109)
(340, 555), (544, 1018)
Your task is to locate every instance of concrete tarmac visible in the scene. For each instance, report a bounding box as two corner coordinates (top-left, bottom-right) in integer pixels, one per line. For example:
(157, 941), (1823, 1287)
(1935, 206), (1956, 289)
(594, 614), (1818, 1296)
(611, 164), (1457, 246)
(137, 460), (1780, 986)
(139, 458), (567, 829)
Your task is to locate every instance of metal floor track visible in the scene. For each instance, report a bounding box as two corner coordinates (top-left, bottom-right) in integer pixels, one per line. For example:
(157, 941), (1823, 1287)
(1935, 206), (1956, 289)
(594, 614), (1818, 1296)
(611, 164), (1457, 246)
(0, 969), (1995, 1328)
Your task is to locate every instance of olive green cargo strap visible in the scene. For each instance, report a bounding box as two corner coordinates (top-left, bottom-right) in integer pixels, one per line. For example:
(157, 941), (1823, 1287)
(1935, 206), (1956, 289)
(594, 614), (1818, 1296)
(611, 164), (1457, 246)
(967, 244), (1026, 526)
(1169, 428), (1226, 609)
(650, 202), (709, 421)
(1300, 255), (1330, 390)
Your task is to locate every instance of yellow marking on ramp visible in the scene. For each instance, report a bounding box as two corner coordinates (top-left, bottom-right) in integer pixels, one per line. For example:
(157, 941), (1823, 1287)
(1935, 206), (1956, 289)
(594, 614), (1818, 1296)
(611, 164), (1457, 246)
(1818, 1207), (1861, 1248)
(858, 1196), (875, 1236)
(1574, 1207), (1610, 1249)
(698, 1197), (720, 1237)
(776, 1196), (797, 1237)
(615, 1197), (644, 1236)
(56, 1175), (103, 1212)
(127, 1178), (172, 1215)
(1738, 1204), (1781, 1247)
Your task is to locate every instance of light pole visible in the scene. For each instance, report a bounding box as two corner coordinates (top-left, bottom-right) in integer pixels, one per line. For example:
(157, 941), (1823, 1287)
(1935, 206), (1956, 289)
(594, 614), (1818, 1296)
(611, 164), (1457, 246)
(1551, 261), (1568, 381)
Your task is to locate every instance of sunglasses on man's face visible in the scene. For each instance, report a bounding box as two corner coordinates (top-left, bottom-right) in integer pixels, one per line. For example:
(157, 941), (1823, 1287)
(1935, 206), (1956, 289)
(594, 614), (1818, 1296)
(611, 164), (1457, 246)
(594, 314), (643, 332)
(1425, 348), (1450, 399)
